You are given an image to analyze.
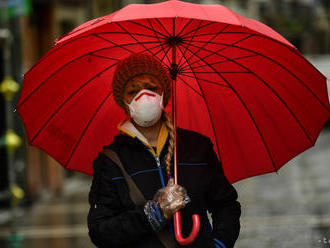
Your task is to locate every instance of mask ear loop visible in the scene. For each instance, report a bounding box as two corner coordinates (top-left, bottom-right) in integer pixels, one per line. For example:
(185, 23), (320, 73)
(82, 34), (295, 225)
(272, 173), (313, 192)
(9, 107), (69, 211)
(160, 92), (164, 109)
(124, 100), (133, 112)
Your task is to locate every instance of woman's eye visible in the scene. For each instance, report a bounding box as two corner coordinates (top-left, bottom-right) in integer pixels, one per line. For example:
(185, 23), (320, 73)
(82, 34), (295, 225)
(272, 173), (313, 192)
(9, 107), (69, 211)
(127, 90), (137, 95)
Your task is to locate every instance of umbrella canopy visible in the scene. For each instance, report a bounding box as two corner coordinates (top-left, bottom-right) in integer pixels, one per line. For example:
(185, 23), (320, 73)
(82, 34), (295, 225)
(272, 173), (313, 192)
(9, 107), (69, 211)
(17, 0), (330, 184)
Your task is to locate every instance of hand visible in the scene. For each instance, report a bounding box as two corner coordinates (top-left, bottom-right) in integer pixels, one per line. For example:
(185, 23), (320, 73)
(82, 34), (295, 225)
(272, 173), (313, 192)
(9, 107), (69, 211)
(153, 178), (190, 219)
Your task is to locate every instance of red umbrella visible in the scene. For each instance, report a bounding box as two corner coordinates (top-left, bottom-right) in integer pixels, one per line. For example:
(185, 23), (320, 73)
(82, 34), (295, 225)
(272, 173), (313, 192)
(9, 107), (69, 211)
(17, 0), (330, 245)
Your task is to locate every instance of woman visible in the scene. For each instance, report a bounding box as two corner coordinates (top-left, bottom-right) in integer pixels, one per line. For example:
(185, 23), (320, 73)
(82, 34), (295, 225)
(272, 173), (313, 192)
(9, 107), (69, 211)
(87, 53), (241, 248)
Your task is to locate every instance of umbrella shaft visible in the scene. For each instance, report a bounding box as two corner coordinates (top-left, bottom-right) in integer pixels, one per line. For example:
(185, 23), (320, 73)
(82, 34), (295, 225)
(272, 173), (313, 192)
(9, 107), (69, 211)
(173, 78), (178, 184)
(171, 43), (178, 184)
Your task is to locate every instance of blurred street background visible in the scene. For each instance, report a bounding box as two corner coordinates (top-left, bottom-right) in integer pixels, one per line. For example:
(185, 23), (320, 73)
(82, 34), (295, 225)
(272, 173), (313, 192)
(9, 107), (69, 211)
(0, 0), (329, 247)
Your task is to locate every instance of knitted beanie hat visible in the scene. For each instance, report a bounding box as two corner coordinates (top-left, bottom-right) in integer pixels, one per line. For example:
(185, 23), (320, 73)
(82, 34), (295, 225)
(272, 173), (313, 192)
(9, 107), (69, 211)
(112, 53), (171, 110)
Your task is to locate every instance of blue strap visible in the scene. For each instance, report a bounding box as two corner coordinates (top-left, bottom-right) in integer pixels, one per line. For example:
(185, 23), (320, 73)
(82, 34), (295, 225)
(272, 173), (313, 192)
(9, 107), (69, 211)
(214, 238), (227, 248)
(153, 202), (165, 222)
(112, 167), (163, 180)
(214, 243), (221, 248)
(149, 206), (159, 225)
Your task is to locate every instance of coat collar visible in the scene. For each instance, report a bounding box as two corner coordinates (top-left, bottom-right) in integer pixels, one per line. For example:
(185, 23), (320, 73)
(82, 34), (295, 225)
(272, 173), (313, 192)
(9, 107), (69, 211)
(117, 119), (169, 157)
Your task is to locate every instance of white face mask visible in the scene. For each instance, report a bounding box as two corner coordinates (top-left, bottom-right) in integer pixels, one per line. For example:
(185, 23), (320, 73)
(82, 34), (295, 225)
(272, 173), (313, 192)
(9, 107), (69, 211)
(126, 89), (164, 127)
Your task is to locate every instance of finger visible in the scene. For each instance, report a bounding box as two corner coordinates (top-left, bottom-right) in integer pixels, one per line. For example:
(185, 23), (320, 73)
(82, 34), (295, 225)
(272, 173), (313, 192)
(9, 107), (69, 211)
(170, 185), (183, 195)
(172, 192), (185, 200)
(171, 200), (186, 212)
(173, 184), (187, 193)
(176, 186), (187, 195)
(167, 178), (174, 186)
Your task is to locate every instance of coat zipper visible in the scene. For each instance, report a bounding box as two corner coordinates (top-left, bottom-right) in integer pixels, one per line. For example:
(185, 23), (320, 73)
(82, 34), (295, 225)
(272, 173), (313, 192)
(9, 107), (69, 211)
(155, 156), (161, 167)
(155, 156), (165, 187)
(135, 137), (168, 187)
(136, 138), (174, 237)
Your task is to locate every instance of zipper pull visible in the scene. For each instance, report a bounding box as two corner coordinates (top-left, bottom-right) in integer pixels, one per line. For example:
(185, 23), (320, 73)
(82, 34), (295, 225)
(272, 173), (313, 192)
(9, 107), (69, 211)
(155, 157), (161, 167)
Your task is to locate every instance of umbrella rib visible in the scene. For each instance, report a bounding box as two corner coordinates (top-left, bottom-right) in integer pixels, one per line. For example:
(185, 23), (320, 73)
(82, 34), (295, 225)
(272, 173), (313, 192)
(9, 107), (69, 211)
(176, 18), (194, 38)
(190, 39), (330, 113)
(180, 21), (217, 39)
(181, 33), (252, 71)
(184, 41), (315, 145)
(185, 30), (325, 81)
(182, 71), (249, 74)
(184, 36), (255, 66)
(179, 72), (230, 88)
(93, 33), (171, 61)
(92, 34), (168, 63)
(181, 44), (278, 171)
(93, 35), (171, 71)
(155, 18), (172, 37)
(177, 20), (204, 67)
(176, 75), (203, 98)
(29, 31), (165, 74)
(181, 54), (259, 72)
(94, 31), (166, 40)
(128, 20), (168, 39)
(176, 44), (223, 165)
(22, 33), (116, 85)
(65, 90), (114, 168)
(18, 40), (162, 110)
(93, 34), (170, 70)
(180, 24), (230, 69)
(30, 63), (118, 144)
(146, 43), (172, 71)
(93, 33), (136, 54)
(221, 31), (326, 72)
(115, 22), (166, 66)
(159, 45), (173, 69)
(25, 26), (222, 81)
(88, 54), (121, 61)
(184, 31), (291, 46)
(147, 19), (172, 66)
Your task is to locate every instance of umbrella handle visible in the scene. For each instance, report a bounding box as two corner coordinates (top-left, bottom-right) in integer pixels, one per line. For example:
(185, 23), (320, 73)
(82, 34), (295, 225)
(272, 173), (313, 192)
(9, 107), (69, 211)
(174, 211), (200, 246)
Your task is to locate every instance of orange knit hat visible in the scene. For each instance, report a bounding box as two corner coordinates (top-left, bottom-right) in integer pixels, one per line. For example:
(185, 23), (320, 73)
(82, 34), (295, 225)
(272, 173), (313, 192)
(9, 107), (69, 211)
(112, 53), (171, 110)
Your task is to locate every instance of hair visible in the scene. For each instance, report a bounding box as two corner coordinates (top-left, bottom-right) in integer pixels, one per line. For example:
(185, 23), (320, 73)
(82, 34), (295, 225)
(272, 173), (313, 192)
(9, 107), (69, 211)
(162, 111), (175, 177)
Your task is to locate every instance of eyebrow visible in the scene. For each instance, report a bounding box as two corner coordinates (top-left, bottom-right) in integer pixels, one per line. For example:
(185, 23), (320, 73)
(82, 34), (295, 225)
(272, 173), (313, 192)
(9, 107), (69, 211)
(127, 84), (139, 89)
(129, 80), (157, 87)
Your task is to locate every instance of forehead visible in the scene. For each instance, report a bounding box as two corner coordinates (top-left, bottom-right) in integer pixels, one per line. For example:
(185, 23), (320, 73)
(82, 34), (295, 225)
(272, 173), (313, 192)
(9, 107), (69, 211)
(126, 74), (161, 88)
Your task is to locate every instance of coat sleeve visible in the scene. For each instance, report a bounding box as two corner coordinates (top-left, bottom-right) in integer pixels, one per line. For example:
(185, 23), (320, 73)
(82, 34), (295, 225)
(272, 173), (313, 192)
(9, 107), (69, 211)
(204, 140), (241, 248)
(87, 153), (154, 247)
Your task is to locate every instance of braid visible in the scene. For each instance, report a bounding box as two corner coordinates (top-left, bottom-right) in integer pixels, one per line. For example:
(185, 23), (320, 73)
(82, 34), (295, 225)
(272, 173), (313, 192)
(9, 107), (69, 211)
(163, 112), (175, 178)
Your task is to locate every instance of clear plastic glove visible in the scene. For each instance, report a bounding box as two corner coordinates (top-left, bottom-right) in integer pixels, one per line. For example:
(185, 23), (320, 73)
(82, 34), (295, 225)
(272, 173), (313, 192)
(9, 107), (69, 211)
(153, 178), (191, 220)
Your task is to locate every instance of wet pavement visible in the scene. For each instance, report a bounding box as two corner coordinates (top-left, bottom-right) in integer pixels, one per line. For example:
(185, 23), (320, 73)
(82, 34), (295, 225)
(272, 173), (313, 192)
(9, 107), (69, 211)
(0, 128), (329, 248)
(0, 177), (94, 248)
(235, 128), (330, 248)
